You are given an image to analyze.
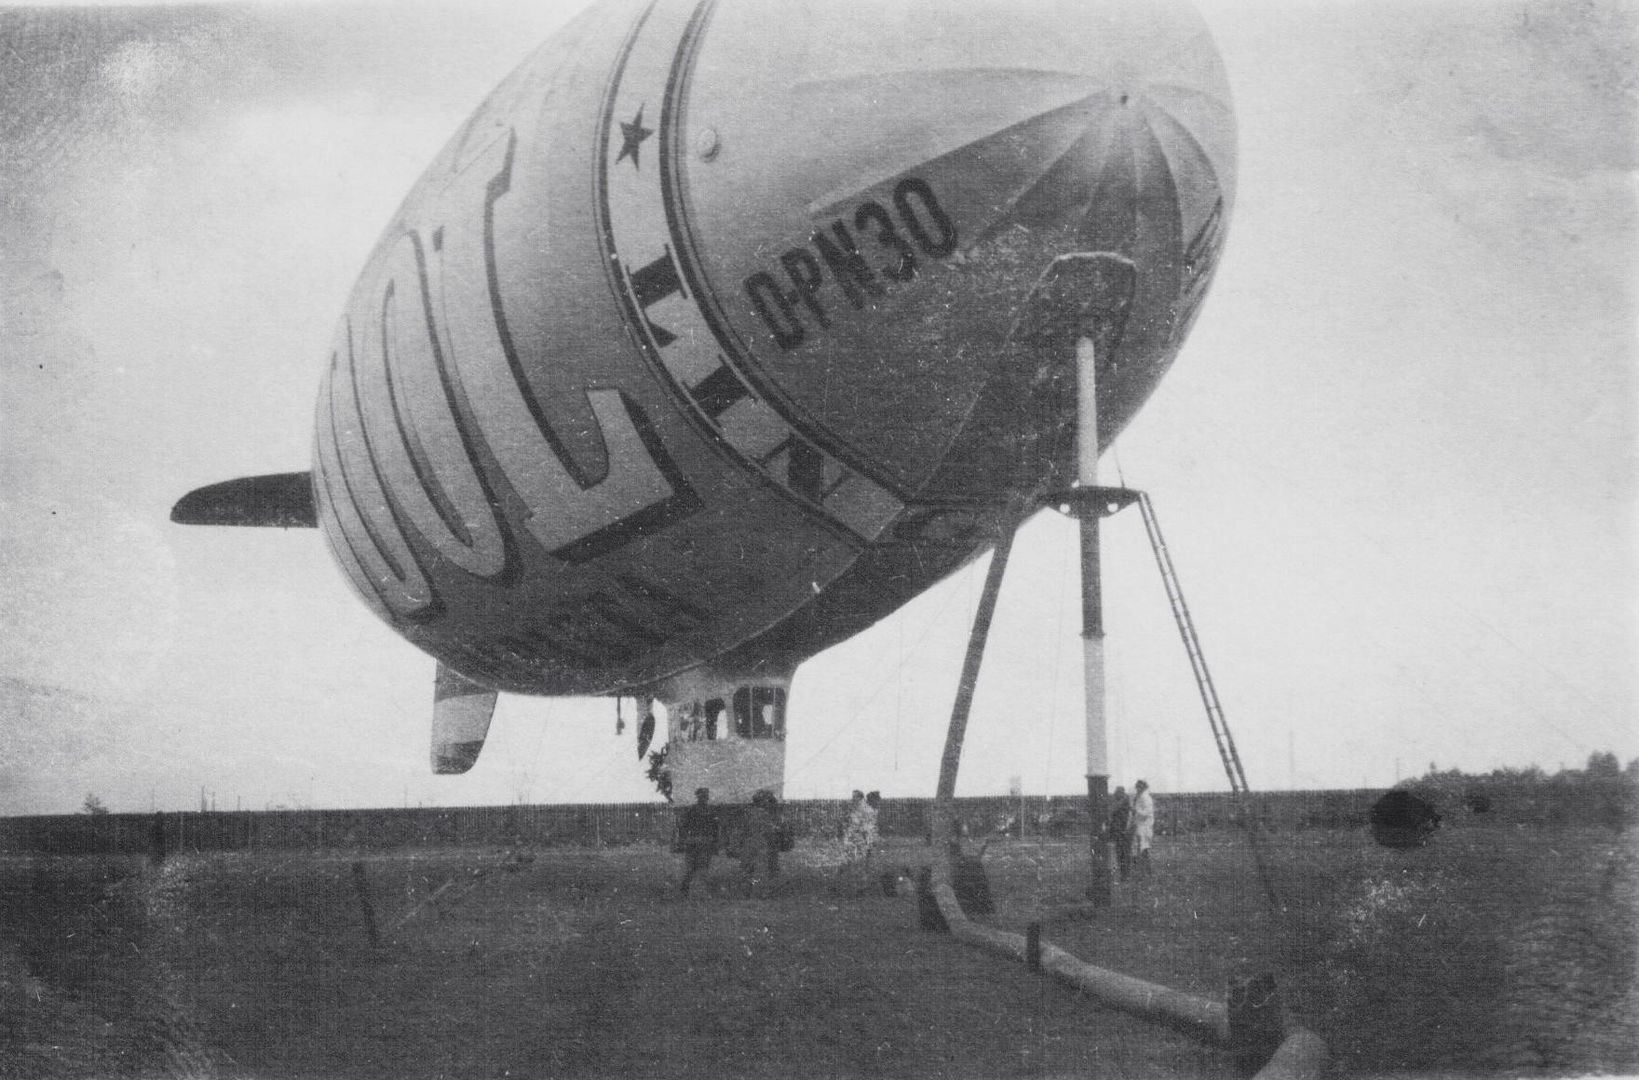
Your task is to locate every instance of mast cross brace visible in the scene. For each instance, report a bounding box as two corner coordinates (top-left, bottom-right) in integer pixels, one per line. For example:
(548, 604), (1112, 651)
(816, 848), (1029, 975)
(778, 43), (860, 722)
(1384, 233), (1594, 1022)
(1042, 485), (1142, 520)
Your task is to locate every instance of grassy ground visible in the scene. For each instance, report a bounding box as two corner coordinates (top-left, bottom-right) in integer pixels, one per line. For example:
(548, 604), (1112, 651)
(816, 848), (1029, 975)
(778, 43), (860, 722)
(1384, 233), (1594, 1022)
(1, 822), (1633, 1078)
(981, 823), (1639, 1075)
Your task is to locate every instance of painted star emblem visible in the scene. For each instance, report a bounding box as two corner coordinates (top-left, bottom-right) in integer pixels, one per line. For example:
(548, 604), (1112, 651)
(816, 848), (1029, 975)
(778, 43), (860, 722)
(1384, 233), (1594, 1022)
(616, 105), (654, 169)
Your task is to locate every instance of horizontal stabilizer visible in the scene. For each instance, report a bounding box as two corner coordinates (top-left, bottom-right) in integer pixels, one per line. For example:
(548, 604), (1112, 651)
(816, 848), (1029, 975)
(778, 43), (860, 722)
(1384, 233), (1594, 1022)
(171, 472), (316, 528)
(432, 663), (498, 775)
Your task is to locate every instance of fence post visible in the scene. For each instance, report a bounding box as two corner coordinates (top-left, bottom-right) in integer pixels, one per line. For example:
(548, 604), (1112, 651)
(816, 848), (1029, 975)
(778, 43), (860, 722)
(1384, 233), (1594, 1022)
(351, 861), (381, 947)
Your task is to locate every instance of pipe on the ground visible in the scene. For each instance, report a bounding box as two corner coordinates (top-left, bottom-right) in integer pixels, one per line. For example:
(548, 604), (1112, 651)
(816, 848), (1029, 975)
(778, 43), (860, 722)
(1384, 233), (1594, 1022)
(1250, 1027), (1329, 1080)
(930, 880), (1226, 1042)
(926, 879), (1327, 1078)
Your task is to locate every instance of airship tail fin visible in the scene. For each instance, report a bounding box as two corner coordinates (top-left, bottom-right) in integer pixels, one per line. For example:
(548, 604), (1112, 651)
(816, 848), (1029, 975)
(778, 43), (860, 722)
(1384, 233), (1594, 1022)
(171, 472), (316, 528)
(432, 663), (497, 775)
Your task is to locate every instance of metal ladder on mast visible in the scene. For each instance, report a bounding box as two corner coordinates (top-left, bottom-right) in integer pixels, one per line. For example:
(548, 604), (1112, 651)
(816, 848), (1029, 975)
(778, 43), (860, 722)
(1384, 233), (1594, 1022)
(1135, 491), (1251, 796)
(1054, 482), (1282, 909)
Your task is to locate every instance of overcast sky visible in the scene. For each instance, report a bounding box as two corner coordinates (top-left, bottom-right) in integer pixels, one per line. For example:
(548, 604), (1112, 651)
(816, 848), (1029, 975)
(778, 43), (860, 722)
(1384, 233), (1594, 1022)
(1, 0), (1633, 815)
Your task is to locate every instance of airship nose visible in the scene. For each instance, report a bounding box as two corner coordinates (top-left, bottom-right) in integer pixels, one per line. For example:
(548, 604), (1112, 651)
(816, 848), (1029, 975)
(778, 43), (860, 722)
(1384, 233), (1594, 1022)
(814, 0), (1238, 293)
(702, 0), (1238, 265)
(1063, 14), (1237, 297)
(621, 0), (1237, 493)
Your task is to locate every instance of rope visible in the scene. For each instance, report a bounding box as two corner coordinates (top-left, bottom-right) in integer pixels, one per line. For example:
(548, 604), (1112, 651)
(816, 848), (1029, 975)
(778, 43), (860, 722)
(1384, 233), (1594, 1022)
(782, 572), (970, 787)
(1126, 430), (1603, 755)
(893, 611), (904, 773)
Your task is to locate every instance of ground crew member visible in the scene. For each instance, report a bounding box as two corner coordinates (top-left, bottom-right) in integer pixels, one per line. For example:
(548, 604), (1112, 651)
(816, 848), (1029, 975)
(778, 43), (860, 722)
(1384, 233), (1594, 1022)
(1132, 779), (1155, 876)
(1107, 786), (1133, 881)
(675, 787), (720, 895)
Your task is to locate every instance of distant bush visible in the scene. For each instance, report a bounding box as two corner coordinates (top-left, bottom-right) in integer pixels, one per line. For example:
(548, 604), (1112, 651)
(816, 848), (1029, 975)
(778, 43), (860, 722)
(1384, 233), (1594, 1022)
(645, 747), (672, 803)
(1405, 752), (1638, 829)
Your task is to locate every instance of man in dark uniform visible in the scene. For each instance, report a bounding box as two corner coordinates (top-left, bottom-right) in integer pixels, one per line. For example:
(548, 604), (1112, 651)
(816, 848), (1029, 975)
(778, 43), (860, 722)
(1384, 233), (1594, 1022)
(675, 787), (720, 895)
(1107, 786), (1134, 882)
(742, 789), (791, 888)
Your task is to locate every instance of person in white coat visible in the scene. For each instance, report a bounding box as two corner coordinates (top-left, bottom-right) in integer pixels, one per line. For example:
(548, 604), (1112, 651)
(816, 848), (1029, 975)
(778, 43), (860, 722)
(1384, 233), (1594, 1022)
(1131, 779), (1156, 876)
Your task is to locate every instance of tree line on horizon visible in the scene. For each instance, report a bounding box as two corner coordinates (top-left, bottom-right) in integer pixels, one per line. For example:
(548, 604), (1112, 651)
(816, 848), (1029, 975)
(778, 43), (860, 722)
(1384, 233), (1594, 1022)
(1404, 750), (1636, 828)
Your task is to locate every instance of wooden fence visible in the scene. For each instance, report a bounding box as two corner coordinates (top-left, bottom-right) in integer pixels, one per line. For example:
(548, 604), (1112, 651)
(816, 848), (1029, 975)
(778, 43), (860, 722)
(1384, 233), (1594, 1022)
(5, 781), (1627, 857)
(0, 790), (1398, 857)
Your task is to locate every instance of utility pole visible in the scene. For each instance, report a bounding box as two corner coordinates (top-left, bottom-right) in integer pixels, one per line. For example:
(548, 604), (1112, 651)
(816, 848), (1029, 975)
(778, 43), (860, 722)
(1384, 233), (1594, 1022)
(1076, 334), (1114, 907)
(1013, 250), (1135, 906)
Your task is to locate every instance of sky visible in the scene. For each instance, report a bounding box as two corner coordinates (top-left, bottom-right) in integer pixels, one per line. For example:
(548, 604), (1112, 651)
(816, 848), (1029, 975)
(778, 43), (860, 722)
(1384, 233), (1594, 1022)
(0, 0), (1634, 815)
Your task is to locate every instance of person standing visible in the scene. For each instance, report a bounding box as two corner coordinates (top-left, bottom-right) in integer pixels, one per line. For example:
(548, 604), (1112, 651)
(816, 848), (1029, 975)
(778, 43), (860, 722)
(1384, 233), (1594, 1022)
(1107, 786), (1133, 882)
(675, 787), (720, 896)
(841, 790), (865, 842)
(859, 791), (881, 865)
(839, 789), (880, 885)
(740, 790), (783, 892)
(757, 790), (792, 877)
(1132, 779), (1155, 877)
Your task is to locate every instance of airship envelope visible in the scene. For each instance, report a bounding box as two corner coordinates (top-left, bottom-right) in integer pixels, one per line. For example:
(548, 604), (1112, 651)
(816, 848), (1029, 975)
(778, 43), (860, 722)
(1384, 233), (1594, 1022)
(175, 0), (1236, 786)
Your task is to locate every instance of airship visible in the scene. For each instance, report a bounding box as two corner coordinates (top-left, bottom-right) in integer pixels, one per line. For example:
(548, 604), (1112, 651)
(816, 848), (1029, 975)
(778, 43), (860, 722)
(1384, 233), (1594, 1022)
(172, 0), (1235, 802)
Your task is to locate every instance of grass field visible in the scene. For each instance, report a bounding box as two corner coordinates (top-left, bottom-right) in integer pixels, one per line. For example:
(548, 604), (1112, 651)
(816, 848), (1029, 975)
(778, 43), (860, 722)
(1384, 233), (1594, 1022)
(2, 823), (1634, 1078)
